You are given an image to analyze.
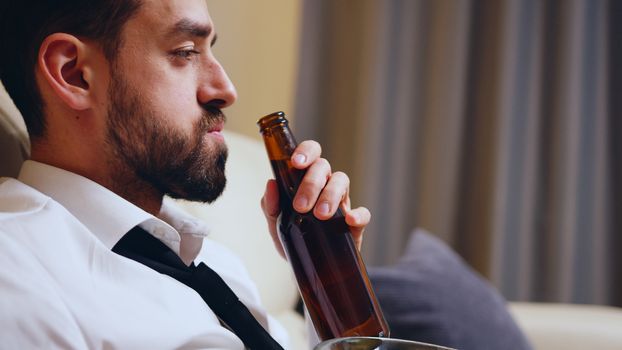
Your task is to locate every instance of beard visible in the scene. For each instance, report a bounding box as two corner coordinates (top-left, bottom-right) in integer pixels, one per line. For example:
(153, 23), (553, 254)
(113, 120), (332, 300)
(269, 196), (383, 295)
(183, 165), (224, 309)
(105, 73), (228, 203)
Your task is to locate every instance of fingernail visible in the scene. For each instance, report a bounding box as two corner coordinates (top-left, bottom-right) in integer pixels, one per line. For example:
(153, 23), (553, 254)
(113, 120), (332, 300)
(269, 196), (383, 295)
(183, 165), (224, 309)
(294, 196), (308, 210)
(318, 202), (330, 216)
(293, 154), (306, 165)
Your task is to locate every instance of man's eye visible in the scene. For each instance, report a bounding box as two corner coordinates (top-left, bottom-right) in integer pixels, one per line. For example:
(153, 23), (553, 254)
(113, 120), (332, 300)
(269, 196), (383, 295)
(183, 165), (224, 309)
(173, 49), (200, 60)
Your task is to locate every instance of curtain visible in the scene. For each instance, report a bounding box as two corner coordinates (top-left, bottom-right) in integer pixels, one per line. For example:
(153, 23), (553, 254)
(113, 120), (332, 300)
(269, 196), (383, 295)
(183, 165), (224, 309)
(295, 0), (620, 306)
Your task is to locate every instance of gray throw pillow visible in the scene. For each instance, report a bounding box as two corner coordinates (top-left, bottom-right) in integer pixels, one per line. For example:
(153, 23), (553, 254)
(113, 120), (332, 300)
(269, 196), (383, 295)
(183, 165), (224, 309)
(368, 229), (532, 350)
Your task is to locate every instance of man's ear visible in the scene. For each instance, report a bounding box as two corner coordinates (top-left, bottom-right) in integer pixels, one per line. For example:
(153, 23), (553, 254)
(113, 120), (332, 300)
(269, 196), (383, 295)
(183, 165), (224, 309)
(38, 33), (96, 111)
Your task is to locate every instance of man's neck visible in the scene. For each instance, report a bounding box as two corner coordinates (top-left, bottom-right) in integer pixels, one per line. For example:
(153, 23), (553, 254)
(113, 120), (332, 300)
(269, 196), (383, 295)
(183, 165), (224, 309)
(107, 172), (164, 216)
(30, 146), (164, 217)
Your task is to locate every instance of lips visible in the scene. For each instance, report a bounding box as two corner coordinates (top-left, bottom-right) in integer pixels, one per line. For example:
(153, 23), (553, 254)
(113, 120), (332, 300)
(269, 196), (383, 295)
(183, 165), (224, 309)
(205, 120), (225, 142)
(208, 121), (224, 133)
(201, 107), (226, 137)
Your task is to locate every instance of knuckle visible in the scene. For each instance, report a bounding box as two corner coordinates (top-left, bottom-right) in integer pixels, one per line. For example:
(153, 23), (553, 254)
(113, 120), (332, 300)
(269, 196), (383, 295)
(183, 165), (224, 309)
(303, 175), (325, 190)
(320, 187), (341, 202)
(332, 171), (350, 185)
(316, 158), (331, 171)
(300, 140), (322, 156)
(310, 140), (322, 152)
(361, 208), (371, 221)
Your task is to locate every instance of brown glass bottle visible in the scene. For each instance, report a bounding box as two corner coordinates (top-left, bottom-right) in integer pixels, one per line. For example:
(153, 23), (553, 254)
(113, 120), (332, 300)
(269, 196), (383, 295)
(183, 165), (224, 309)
(257, 112), (390, 341)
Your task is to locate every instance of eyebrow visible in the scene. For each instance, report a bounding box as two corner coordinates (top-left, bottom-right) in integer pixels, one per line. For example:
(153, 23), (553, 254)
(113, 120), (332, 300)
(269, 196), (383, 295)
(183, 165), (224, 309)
(167, 18), (218, 46)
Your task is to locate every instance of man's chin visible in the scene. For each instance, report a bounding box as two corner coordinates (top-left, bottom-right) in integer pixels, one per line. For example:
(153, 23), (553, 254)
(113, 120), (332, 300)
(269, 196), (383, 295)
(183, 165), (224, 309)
(163, 151), (228, 204)
(165, 176), (227, 204)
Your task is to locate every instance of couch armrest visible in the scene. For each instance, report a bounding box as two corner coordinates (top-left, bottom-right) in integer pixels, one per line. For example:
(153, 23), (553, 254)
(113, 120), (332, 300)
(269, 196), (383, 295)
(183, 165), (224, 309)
(509, 302), (622, 350)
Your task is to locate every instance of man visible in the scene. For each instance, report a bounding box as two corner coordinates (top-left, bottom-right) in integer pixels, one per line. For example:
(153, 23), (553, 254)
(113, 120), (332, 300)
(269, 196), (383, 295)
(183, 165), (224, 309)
(0, 0), (370, 348)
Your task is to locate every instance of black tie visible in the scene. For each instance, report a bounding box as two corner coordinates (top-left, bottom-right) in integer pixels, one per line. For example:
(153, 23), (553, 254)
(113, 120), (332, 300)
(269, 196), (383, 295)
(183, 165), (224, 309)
(112, 226), (284, 350)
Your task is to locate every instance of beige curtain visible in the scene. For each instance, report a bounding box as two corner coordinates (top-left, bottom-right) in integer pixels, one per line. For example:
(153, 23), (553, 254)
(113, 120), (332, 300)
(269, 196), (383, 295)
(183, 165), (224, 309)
(295, 0), (620, 306)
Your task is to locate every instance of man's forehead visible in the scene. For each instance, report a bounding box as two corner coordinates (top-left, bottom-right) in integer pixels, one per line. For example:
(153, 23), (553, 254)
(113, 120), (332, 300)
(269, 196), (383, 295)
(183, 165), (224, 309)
(129, 0), (213, 36)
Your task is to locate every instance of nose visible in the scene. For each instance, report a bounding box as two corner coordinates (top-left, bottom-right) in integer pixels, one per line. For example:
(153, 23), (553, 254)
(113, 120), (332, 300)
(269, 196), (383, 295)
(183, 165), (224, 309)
(197, 57), (237, 109)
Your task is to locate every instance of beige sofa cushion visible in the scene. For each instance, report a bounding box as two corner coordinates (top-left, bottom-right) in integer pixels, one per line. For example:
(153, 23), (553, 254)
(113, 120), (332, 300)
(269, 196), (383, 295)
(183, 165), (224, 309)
(510, 302), (622, 350)
(0, 83), (29, 178)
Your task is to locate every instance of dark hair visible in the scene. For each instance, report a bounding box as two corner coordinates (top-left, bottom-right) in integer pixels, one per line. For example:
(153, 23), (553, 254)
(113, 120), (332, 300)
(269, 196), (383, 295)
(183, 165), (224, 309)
(0, 0), (142, 139)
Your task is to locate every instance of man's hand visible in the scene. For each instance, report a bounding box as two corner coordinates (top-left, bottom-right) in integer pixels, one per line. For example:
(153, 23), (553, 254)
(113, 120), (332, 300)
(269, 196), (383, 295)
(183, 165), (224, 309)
(260, 140), (371, 258)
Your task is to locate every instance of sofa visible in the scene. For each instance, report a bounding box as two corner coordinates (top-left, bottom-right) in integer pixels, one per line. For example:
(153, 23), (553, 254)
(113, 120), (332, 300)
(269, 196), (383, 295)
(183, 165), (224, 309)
(2, 86), (622, 349)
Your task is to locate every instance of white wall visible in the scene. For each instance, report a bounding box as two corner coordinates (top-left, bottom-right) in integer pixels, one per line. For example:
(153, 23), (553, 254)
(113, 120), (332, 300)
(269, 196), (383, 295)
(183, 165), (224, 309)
(206, 1), (302, 139)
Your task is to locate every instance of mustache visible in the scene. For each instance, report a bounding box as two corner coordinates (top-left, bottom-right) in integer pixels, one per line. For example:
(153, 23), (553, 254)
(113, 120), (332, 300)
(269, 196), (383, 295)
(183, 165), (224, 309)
(198, 105), (226, 132)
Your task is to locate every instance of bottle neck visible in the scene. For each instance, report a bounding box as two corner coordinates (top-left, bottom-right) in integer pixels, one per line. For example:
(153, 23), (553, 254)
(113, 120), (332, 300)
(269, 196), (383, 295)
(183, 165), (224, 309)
(259, 115), (304, 202)
(260, 124), (298, 161)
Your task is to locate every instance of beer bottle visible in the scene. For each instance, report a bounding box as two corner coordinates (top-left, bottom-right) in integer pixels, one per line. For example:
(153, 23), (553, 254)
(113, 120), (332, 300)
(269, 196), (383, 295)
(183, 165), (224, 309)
(257, 111), (390, 341)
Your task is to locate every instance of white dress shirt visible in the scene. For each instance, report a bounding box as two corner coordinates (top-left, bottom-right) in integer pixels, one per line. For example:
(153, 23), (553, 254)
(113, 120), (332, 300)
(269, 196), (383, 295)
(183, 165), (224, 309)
(0, 161), (289, 349)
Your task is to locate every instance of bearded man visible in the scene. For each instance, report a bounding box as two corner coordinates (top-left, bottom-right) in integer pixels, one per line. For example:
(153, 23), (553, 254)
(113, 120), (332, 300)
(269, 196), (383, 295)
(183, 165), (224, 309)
(0, 0), (369, 348)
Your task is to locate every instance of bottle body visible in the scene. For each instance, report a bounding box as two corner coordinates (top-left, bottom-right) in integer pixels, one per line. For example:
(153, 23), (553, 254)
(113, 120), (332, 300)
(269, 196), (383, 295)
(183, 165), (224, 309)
(258, 112), (390, 340)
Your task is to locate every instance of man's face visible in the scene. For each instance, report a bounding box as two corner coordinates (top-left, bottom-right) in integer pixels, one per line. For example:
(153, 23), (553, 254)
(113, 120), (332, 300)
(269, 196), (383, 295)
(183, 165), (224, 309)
(104, 0), (237, 203)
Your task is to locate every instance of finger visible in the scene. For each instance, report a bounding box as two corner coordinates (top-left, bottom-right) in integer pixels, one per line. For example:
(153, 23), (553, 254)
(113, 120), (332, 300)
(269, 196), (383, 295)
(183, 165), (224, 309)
(261, 179), (280, 218)
(291, 140), (322, 168)
(261, 180), (286, 258)
(313, 171), (350, 220)
(293, 158), (331, 213)
(345, 206), (371, 228)
(345, 207), (371, 251)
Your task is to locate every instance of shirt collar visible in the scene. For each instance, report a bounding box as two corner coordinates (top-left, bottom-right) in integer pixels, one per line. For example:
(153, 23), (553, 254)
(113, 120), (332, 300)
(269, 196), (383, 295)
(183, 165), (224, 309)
(18, 160), (209, 263)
